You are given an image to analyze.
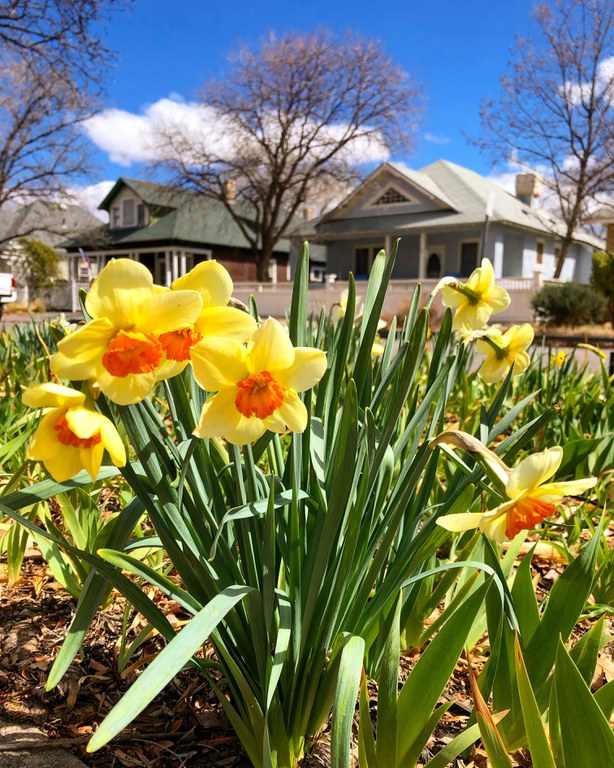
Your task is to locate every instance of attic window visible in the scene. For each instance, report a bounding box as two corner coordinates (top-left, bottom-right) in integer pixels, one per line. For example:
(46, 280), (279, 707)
(373, 188), (411, 206)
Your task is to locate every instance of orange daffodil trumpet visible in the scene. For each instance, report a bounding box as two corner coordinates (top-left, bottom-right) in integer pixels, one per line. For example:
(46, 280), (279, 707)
(438, 258), (510, 331)
(22, 383), (126, 482)
(431, 431), (597, 543)
(474, 323), (534, 383)
(51, 259), (204, 405)
(192, 317), (327, 445)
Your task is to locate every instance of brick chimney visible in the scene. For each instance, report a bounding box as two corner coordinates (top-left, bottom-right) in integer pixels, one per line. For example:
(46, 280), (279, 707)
(515, 173), (543, 206)
(223, 179), (237, 204)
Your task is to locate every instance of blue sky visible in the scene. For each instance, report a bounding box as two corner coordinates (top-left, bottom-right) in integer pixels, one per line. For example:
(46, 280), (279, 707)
(79, 0), (538, 210)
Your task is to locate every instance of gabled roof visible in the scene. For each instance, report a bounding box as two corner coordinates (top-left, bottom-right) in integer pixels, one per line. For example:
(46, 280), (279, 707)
(98, 178), (190, 212)
(321, 161), (457, 220)
(0, 201), (101, 250)
(310, 159), (602, 249)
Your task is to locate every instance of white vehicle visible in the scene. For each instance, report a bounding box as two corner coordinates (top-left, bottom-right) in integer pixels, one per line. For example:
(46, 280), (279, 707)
(0, 272), (16, 318)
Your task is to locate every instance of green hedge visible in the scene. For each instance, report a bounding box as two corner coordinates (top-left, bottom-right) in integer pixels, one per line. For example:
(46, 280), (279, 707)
(531, 282), (607, 327)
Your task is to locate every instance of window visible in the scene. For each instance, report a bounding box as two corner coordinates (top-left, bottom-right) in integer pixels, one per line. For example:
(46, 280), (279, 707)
(460, 242), (479, 276)
(137, 203), (146, 227)
(536, 241), (544, 265)
(112, 206), (120, 228)
(427, 252), (442, 278)
(354, 246), (383, 278)
(355, 247), (371, 277)
(373, 187), (411, 206)
(123, 199), (135, 227)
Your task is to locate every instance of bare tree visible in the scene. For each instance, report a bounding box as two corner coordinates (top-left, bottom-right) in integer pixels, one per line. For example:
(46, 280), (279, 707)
(0, 1), (125, 233)
(0, 56), (93, 218)
(0, 1), (124, 92)
(478, 0), (614, 278)
(156, 29), (421, 281)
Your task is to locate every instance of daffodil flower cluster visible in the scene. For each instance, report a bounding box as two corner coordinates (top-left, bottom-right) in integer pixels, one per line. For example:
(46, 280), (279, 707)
(24, 258), (327, 481)
(436, 259), (534, 383)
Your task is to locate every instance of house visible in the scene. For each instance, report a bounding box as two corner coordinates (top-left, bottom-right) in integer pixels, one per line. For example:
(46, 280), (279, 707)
(0, 201), (101, 281)
(295, 161), (601, 283)
(62, 178), (293, 285)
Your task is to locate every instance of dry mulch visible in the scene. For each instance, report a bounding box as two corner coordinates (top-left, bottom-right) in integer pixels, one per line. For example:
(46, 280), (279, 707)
(0, 546), (612, 768)
(0, 559), (251, 768)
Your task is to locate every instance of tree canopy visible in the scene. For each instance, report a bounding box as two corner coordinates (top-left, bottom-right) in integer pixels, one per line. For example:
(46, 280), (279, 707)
(155, 29), (421, 280)
(478, 0), (614, 277)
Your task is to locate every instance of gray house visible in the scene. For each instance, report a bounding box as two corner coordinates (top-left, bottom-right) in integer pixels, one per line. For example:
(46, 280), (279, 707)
(297, 161), (601, 282)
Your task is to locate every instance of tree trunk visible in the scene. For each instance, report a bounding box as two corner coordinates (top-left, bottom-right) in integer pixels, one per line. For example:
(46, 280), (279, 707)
(553, 235), (573, 280)
(256, 241), (275, 282)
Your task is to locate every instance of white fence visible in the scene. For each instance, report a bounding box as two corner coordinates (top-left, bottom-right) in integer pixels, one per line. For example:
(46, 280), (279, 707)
(231, 275), (543, 325)
(46, 274), (546, 324)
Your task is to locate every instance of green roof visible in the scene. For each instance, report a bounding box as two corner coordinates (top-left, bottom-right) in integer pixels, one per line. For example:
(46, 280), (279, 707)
(64, 178), (294, 253)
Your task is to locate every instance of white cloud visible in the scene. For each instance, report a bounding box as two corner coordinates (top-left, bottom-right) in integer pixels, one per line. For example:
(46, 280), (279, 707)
(66, 181), (114, 219)
(83, 96), (390, 169)
(562, 54), (614, 105)
(424, 132), (450, 145)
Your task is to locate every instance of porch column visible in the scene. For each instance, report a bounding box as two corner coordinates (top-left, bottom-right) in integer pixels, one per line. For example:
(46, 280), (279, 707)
(493, 232), (504, 278)
(165, 251), (172, 287)
(179, 250), (187, 277)
(384, 235), (392, 257)
(418, 232), (427, 279)
(172, 250), (179, 282)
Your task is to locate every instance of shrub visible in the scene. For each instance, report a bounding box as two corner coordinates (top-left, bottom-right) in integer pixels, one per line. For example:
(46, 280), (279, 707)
(531, 281), (607, 327)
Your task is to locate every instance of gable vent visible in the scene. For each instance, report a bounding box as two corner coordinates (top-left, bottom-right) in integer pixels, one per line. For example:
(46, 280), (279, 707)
(373, 188), (411, 205)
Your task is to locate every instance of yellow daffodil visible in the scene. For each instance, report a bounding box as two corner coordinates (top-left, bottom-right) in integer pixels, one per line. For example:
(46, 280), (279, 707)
(439, 259), (510, 331)
(437, 446), (597, 543)
(156, 260), (257, 379)
(475, 323), (534, 383)
(371, 335), (385, 358)
(192, 317), (327, 445)
(331, 288), (352, 322)
(50, 259), (203, 405)
(552, 350), (567, 369)
(23, 383), (126, 482)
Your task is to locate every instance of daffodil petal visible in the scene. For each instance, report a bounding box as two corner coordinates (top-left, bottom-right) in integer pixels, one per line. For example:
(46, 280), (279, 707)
(99, 418), (126, 467)
(191, 338), (248, 391)
(193, 388), (266, 445)
(27, 410), (64, 460)
(51, 318), (116, 380)
(503, 323), (534, 350)
(22, 383), (85, 409)
(479, 512), (508, 543)
(436, 512), (485, 532)
(248, 318), (294, 374)
(506, 447), (563, 498)
(172, 260), (233, 308)
(467, 259), (494, 291)
(277, 348), (327, 392)
(80, 442), (104, 481)
(136, 289), (203, 334)
(478, 357), (511, 384)
(484, 285), (511, 313)
(512, 351), (531, 375)
(97, 370), (157, 405)
(85, 259), (155, 326)
(533, 477), (598, 501)
(65, 406), (103, 439)
(42, 448), (86, 483)
(156, 358), (189, 381)
(196, 306), (257, 342)
(270, 391), (308, 433)
(440, 284), (464, 308)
